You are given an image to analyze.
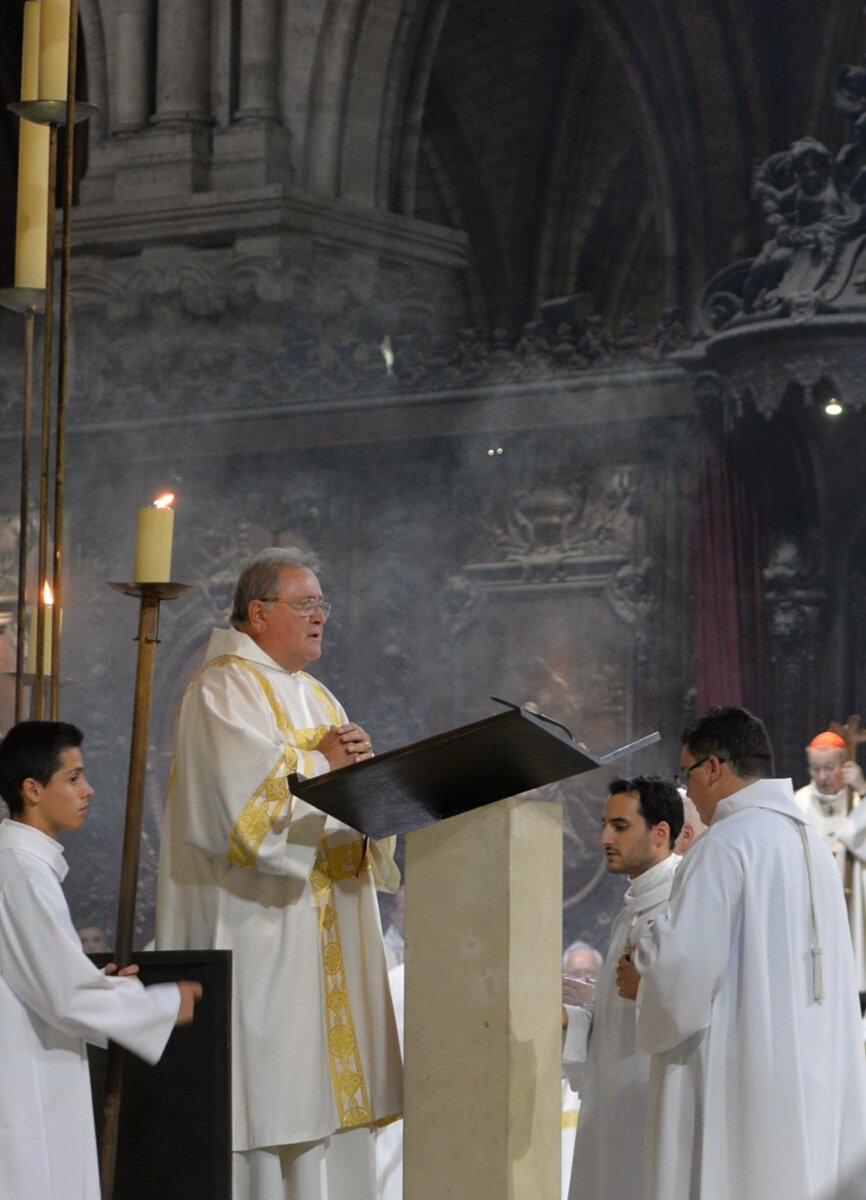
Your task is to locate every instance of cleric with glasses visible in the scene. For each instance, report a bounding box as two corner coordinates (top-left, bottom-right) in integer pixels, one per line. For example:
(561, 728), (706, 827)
(155, 545), (403, 1200)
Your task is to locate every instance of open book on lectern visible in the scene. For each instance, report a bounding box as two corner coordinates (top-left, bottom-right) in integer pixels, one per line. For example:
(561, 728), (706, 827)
(288, 698), (660, 840)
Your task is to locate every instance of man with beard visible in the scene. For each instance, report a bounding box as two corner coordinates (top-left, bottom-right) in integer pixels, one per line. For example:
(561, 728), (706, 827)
(561, 776), (682, 1200)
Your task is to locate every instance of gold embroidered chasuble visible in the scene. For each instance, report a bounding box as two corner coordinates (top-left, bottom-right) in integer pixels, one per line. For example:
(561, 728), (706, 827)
(155, 627), (402, 1152)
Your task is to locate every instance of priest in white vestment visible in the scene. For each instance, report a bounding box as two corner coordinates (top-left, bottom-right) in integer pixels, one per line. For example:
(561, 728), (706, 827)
(794, 729), (866, 990)
(0, 721), (199, 1200)
(624, 706), (866, 1200)
(155, 547), (402, 1200)
(562, 776), (683, 1200)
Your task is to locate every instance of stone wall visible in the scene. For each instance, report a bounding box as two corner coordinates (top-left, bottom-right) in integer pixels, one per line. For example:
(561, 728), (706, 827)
(0, 299), (696, 956)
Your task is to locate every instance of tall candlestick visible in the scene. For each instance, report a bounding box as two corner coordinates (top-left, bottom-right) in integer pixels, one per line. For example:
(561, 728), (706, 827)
(15, 2), (49, 290)
(133, 494), (175, 583)
(39, 0), (71, 102)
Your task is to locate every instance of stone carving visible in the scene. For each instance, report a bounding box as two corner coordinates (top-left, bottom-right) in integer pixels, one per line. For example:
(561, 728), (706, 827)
(605, 557), (655, 670)
(466, 467), (638, 583)
(12, 273), (692, 433)
(700, 58), (866, 333)
(763, 536), (825, 657)
(652, 307), (692, 356)
(762, 536), (827, 772)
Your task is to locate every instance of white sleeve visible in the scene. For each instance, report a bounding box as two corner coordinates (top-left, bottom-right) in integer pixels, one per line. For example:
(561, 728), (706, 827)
(838, 799), (866, 862)
(0, 861), (179, 1064)
(562, 1002), (593, 1068)
(634, 838), (742, 1054)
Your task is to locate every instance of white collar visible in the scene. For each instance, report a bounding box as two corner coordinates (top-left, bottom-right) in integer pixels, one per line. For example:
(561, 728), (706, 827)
(0, 817), (68, 882)
(204, 626), (304, 677)
(624, 852), (679, 912)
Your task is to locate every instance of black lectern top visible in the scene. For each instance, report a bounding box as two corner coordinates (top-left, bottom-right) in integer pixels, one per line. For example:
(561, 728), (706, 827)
(289, 702), (660, 839)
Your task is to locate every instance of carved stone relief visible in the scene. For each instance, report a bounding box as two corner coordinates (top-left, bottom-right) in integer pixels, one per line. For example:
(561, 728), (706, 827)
(762, 535), (827, 774)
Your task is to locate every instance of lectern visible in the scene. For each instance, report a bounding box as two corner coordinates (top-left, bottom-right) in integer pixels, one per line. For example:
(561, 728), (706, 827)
(291, 702), (659, 1200)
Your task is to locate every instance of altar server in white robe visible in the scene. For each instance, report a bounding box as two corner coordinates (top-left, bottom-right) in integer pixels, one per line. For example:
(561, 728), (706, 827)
(622, 706), (866, 1200)
(155, 547), (402, 1200)
(562, 776), (683, 1200)
(0, 720), (200, 1200)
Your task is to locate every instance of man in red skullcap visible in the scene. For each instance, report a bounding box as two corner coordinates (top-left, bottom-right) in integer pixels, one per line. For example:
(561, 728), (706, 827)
(794, 730), (866, 989)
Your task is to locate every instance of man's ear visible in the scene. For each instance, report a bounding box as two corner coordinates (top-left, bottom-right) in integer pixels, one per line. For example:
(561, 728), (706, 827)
(246, 600), (267, 633)
(19, 776), (41, 807)
(654, 820), (670, 848)
(677, 823), (695, 850)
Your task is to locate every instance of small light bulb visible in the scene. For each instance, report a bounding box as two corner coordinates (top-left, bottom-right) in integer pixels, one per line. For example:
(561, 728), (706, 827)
(487, 448), (495, 457)
(825, 399), (843, 416)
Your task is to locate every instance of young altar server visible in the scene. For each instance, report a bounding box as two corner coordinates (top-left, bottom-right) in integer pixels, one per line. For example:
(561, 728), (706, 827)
(0, 720), (201, 1200)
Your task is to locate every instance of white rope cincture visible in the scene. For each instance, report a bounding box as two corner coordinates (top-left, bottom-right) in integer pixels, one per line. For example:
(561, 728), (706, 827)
(798, 822), (825, 1004)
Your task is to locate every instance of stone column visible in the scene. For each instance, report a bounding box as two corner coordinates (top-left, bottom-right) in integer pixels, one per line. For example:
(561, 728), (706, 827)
(235, 0), (279, 121)
(403, 796), (562, 1200)
(152, 0), (211, 125)
(210, 0), (293, 189)
(110, 0), (155, 134)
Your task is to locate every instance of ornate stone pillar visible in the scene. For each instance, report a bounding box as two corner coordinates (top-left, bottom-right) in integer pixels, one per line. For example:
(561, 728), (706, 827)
(110, 0), (155, 134)
(152, 0), (211, 126)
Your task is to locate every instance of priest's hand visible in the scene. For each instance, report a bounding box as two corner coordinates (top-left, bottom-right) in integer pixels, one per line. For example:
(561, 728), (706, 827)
(843, 761), (866, 797)
(175, 981), (204, 1026)
(616, 955), (640, 1000)
(318, 723), (374, 769)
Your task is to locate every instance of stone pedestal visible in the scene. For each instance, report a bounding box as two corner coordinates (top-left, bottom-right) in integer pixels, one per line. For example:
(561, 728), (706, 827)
(403, 796), (562, 1200)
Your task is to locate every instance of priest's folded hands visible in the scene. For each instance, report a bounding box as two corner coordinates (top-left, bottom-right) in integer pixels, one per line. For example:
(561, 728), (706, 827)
(316, 722), (374, 768)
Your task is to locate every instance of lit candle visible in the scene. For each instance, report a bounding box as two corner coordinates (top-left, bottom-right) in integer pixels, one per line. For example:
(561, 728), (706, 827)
(134, 493), (175, 583)
(39, 0), (71, 102)
(15, 2), (49, 290)
(26, 581), (58, 675)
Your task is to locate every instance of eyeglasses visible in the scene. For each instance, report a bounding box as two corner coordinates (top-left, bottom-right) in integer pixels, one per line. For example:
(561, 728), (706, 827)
(258, 598), (332, 618)
(675, 755), (726, 787)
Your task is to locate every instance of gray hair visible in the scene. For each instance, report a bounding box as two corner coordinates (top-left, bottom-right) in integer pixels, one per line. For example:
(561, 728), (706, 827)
(230, 547), (321, 628)
(562, 939), (603, 972)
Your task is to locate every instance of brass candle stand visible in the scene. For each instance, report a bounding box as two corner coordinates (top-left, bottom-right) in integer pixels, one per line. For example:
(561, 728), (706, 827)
(98, 580), (193, 1200)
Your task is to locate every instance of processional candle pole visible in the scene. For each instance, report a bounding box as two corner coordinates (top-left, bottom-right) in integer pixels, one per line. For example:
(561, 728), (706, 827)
(1, 0), (48, 722)
(98, 496), (193, 1200)
(4, 0), (97, 719)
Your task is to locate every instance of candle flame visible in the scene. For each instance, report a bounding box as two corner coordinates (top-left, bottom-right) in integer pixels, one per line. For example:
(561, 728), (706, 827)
(42, 581), (54, 606)
(153, 493), (175, 510)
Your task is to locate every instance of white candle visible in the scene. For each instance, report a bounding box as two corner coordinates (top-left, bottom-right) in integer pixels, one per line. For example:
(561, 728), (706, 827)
(15, 2), (49, 290)
(39, 0), (71, 102)
(26, 582), (58, 675)
(133, 494), (175, 583)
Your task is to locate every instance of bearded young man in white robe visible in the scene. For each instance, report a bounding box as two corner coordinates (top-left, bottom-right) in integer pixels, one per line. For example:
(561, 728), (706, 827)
(0, 721), (201, 1200)
(618, 705), (866, 1200)
(561, 776), (683, 1200)
(155, 547), (402, 1200)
